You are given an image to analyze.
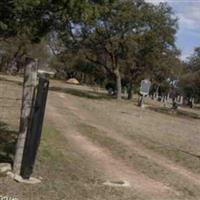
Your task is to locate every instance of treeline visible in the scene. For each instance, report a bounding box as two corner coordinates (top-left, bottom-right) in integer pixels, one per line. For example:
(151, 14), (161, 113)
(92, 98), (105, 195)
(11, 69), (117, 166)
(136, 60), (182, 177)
(179, 48), (200, 105)
(50, 0), (181, 100)
(0, 0), (199, 103)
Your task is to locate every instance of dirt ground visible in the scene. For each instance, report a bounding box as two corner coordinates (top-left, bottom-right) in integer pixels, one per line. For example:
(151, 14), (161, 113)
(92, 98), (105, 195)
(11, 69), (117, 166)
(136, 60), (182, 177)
(46, 80), (200, 200)
(0, 77), (200, 200)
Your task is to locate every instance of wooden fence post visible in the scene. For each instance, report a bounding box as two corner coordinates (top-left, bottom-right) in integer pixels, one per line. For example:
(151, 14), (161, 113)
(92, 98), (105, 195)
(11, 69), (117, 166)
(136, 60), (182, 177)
(13, 58), (38, 175)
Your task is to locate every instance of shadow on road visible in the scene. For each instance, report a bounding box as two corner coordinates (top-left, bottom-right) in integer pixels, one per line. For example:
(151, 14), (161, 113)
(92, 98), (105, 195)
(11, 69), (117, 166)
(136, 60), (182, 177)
(148, 106), (200, 120)
(0, 76), (22, 86)
(50, 85), (114, 100)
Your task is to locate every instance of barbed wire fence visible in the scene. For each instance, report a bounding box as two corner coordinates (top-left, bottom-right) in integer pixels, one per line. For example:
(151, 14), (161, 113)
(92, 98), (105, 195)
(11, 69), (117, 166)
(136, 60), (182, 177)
(0, 75), (22, 130)
(0, 74), (23, 164)
(0, 58), (37, 165)
(0, 58), (49, 179)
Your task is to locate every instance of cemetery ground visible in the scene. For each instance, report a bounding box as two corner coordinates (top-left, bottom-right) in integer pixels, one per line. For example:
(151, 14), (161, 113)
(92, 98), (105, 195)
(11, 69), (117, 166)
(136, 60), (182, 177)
(0, 75), (200, 200)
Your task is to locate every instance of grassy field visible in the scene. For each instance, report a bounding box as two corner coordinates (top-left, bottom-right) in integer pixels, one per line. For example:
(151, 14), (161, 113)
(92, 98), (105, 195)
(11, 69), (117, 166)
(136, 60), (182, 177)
(0, 76), (200, 200)
(1, 125), (137, 200)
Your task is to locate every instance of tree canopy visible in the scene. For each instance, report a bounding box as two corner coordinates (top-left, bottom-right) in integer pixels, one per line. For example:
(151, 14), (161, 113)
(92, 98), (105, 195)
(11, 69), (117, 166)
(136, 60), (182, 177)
(179, 47), (200, 104)
(1, 0), (199, 104)
(53, 0), (179, 99)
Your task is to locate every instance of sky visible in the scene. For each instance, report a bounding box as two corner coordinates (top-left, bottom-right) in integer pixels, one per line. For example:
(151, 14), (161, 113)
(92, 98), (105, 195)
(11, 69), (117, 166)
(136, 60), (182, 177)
(145, 0), (200, 61)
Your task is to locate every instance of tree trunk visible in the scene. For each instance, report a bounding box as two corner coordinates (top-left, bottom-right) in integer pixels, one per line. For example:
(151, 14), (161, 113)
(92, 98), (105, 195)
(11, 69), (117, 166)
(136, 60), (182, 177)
(155, 86), (159, 100)
(127, 79), (133, 100)
(8, 57), (17, 74)
(7, 44), (26, 74)
(114, 68), (122, 100)
(13, 58), (38, 176)
(189, 98), (193, 108)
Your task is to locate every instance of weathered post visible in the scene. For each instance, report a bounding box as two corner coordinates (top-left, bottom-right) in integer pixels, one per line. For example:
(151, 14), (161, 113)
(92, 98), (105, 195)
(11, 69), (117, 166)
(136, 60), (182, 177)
(13, 58), (37, 175)
(20, 77), (49, 179)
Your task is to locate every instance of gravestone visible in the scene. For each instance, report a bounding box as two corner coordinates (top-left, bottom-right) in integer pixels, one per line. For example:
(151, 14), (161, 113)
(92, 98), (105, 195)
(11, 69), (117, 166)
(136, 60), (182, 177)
(140, 79), (151, 96)
(138, 79), (151, 107)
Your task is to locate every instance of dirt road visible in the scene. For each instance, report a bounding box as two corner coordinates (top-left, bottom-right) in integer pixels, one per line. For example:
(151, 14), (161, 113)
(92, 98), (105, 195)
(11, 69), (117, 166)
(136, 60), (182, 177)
(47, 82), (200, 200)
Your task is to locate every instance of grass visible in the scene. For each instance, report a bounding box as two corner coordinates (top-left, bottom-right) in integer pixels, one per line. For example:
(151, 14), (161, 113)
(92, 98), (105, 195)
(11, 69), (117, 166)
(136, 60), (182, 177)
(0, 121), (18, 164)
(1, 76), (200, 199)
(0, 123), (140, 200)
(0, 75), (22, 129)
(50, 85), (113, 100)
(148, 106), (200, 120)
(36, 124), (141, 200)
(0, 75), (139, 200)
(77, 122), (200, 198)
(0, 75), (22, 168)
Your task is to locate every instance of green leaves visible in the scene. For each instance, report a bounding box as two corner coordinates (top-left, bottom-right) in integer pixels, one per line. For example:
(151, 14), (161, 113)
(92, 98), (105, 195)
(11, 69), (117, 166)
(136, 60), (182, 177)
(0, 22), (8, 30)
(179, 47), (200, 100)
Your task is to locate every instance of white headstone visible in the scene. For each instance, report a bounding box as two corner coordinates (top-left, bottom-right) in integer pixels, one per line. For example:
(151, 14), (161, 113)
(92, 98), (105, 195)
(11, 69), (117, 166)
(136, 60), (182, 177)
(180, 96), (183, 104)
(140, 79), (151, 96)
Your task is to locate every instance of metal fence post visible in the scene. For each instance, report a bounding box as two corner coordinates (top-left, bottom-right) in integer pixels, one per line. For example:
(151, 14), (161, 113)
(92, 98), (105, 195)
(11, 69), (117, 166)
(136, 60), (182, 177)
(20, 77), (49, 179)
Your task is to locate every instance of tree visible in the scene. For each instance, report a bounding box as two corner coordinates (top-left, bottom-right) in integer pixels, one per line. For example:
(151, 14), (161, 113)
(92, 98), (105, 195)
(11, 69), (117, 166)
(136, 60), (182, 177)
(59, 0), (178, 100)
(1, 0), (106, 176)
(0, 37), (51, 73)
(179, 47), (200, 106)
(135, 3), (178, 97)
(1, 0), (111, 71)
(188, 47), (200, 72)
(80, 0), (148, 100)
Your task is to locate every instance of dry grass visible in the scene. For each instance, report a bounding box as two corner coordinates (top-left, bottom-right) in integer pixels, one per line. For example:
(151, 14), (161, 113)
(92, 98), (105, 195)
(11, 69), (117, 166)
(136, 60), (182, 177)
(0, 74), (22, 129)
(1, 76), (200, 200)
(47, 80), (200, 199)
(0, 75), (22, 165)
(0, 76), (139, 200)
(1, 124), (140, 200)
